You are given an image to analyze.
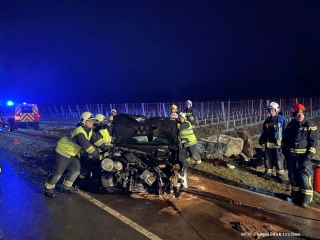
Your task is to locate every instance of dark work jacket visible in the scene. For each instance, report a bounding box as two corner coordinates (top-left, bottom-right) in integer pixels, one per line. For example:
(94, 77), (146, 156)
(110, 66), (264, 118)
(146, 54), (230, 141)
(282, 119), (318, 157)
(259, 115), (287, 148)
(183, 108), (197, 126)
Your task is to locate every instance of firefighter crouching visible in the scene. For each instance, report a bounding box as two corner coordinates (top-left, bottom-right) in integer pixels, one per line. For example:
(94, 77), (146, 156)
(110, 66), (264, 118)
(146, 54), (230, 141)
(44, 112), (107, 198)
(76, 114), (112, 189)
(178, 112), (202, 167)
(259, 102), (286, 182)
(282, 103), (319, 208)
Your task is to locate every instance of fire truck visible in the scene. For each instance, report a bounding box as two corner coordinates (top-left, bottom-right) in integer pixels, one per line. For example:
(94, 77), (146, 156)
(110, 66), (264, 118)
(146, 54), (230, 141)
(0, 103), (40, 132)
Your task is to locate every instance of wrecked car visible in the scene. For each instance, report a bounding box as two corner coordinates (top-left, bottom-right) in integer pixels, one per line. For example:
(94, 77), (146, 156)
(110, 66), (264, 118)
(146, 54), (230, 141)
(86, 114), (189, 197)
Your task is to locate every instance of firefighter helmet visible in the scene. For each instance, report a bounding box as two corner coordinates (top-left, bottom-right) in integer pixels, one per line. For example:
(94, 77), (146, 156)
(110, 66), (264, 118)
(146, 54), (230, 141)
(179, 112), (186, 119)
(185, 100), (192, 107)
(80, 112), (95, 125)
(95, 114), (106, 123)
(291, 103), (306, 113)
(171, 104), (178, 110)
(267, 102), (280, 113)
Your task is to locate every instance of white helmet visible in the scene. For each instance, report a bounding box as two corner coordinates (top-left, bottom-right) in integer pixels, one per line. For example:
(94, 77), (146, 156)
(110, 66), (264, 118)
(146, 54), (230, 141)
(185, 100), (192, 107)
(267, 102), (280, 113)
(179, 112), (186, 119)
(80, 112), (95, 125)
(111, 109), (117, 114)
(95, 114), (106, 123)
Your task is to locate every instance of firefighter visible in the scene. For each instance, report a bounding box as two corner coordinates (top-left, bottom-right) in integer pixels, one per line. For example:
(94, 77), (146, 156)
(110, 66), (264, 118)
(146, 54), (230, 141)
(169, 104), (179, 120)
(259, 102), (287, 182)
(76, 114), (112, 188)
(108, 109), (117, 124)
(178, 112), (202, 166)
(94, 114), (112, 146)
(44, 112), (107, 198)
(282, 103), (319, 208)
(183, 100), (197, 126)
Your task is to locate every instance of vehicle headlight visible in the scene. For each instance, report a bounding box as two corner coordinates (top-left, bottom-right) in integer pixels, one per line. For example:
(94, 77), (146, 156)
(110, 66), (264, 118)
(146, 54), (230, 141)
(101, 158), (114, 172)
(113, 161), (123, 171)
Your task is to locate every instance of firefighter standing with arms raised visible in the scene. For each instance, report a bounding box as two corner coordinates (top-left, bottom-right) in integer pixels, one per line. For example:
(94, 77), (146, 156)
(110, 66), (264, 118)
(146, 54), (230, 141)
(259, 102), (287, 182)
(282, 103), (319, 208)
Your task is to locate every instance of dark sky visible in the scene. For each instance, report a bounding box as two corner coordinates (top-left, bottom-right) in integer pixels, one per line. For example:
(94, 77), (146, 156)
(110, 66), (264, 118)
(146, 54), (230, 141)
(1, 0), (320, 105)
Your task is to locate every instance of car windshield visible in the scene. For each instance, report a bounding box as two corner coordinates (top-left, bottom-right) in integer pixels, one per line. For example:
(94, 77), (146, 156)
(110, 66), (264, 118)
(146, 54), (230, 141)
(113, 114), (177, 146)
(125, 136), (170, 145)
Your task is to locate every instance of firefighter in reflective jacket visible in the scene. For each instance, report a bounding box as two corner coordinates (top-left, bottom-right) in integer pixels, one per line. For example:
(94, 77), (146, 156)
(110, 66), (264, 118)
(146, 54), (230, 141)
(44, 112), (107, 198)
(282, 103), (319, 208)
(259, 102), (287, 182)
(169, 104), (179, 120)
(76, 114), (112, 188)
(183, 100), (197, 126)
(178, 112), (202, 166)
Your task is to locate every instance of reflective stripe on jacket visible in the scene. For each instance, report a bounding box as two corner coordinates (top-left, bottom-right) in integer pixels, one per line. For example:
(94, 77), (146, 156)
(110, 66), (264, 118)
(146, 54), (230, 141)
(282, 119), (318, 156)
(56, 126), (94, 157)
(179, 121), (197, 147)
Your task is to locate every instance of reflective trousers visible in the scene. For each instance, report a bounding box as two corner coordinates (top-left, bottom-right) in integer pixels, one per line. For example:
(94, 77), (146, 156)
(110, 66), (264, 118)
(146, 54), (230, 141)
(264, 148), (284, 177)
(287, 154), (313, 204)
(45, 152), (81, 188)
(184, 144), (201, 161)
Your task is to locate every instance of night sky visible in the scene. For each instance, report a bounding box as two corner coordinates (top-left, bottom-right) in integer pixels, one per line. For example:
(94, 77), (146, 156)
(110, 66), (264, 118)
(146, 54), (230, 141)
(1, 1), (320, 105)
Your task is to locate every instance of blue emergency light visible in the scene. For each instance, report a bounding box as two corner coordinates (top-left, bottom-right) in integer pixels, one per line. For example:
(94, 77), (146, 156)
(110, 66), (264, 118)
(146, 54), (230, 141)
(6, 101), (14, 106)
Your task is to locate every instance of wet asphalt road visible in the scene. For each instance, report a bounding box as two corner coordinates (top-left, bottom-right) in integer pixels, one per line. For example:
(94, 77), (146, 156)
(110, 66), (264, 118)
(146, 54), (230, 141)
(0, 152), (244, 240)
(1, 129), (320, 240)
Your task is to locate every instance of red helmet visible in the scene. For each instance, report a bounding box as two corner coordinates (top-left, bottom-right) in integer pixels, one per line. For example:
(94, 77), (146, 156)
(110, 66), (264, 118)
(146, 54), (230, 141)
(291, 103), (306, 113)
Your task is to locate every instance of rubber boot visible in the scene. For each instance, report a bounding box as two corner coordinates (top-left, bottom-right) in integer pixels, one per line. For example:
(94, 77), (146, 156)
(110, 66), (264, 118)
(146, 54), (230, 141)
(193, 160), (202, 168)
(301, 202), (310, 209)
(62, 185), (78, 193)
(44, 188), (56, 198)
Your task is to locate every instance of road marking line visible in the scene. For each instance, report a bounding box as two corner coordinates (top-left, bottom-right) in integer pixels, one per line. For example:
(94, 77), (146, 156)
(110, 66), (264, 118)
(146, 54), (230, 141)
(77, 191), (162, 240)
